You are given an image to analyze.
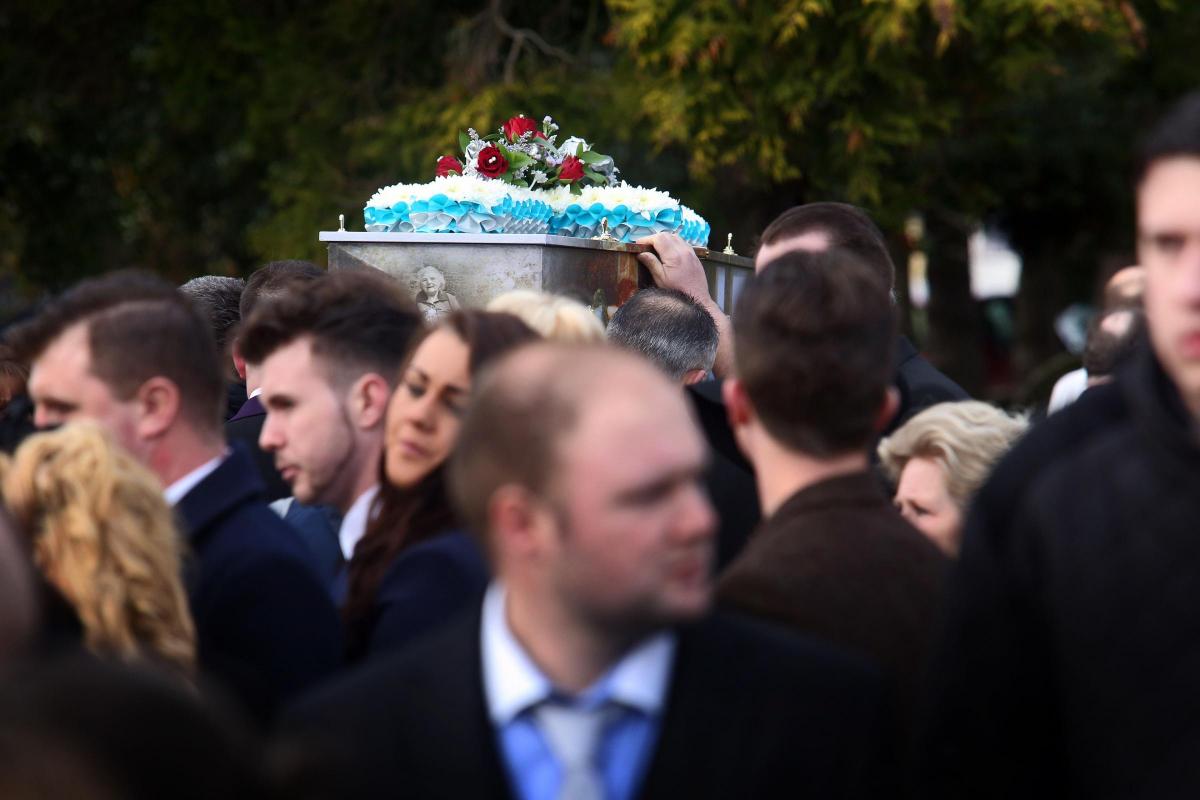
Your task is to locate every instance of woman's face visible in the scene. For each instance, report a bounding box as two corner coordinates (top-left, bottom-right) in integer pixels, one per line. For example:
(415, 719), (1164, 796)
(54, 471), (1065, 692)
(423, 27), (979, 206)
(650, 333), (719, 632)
(419, 271), (443, 299)
(894, 456), (963, 556)
(384, 327), (471, 489)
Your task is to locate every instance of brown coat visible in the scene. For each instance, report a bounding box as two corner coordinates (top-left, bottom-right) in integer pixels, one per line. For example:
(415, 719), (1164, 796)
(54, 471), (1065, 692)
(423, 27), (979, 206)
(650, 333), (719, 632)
(717, 472), (947, 716)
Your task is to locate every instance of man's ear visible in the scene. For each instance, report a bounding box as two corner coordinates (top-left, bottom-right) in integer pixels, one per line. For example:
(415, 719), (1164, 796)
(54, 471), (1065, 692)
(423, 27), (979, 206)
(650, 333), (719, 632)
(723, 378), (754, 429)
(348, 372), (392, 430)
(682, 369), (708, 386)
(874, 386), (901, 433)
(723, 378), (759, 460)
(489, 485), (557, 562)
(231, 339), (247, 381)
(135, 377), (182, 441)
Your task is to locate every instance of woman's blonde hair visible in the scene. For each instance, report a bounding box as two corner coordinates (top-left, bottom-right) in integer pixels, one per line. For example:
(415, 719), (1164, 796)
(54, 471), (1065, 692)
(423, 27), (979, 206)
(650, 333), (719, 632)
(877, 401), (1028, 511)
(486, 290), (605, 344)
(0, 423), (196, 677)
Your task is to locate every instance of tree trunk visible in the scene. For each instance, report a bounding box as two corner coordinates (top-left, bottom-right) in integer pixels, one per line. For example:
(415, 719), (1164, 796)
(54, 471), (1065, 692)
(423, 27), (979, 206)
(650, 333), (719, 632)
(923, 208), (985, 397)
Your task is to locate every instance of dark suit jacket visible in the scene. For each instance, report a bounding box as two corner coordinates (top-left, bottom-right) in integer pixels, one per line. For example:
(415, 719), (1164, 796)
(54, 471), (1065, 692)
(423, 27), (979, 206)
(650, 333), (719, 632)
(225, 380), (248, 422)
(284, 606), (890, 799)
(717, 472), (947, 730)
(686, 380), (761, 571)
(176, 445), (343, 722)
(359, 531), (489, 661)
(885, 336), (970, 435)
(224, 395), (290, 502)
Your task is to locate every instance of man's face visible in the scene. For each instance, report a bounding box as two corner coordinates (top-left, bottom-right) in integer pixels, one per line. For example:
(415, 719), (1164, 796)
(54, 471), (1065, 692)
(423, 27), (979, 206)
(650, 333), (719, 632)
(27, 323), (141, 454)
(542, 376), (716, 634)
(1137, 157), (1200, 416)
(258, 337), (361, 510)
(754, 230), (831, 272)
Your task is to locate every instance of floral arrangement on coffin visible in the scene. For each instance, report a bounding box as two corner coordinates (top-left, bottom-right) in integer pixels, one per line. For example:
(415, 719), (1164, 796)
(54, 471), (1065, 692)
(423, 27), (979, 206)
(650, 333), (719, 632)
(363, 114), (710, 246)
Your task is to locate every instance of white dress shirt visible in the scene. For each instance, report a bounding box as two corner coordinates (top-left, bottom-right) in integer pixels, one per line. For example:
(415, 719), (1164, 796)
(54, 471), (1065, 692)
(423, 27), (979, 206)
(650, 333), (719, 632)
(163, 452), (227, 507)
(480, 582), (675, 727)
(338, 484), (380, 562)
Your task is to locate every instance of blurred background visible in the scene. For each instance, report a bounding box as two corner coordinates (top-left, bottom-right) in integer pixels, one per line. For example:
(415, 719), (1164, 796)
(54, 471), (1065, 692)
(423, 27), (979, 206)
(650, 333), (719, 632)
(3, 0), (1199, 404)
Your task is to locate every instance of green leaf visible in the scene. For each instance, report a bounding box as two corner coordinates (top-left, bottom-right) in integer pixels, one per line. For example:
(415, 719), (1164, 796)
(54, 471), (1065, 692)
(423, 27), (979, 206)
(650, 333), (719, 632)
(458, 130), (469, 154)
(577, 150), (607, 165)
(582, 167), (605, 183)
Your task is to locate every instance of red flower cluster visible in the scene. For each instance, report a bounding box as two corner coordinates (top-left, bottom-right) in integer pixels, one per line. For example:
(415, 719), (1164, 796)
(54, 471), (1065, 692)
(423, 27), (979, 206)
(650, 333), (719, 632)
(436, 155), (463, 177)
(476, 145), (509, 178)
(503, 115), (545, 142)
(557, 155), (585, 183)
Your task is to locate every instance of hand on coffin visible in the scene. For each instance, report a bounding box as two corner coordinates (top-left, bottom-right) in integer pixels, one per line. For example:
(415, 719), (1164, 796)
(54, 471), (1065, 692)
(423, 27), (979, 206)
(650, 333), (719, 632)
(635, 233), (714, 308)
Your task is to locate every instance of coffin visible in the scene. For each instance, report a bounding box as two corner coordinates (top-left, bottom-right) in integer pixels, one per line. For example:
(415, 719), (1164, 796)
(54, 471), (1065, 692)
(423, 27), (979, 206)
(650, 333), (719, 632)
(320, 231), (753, 321)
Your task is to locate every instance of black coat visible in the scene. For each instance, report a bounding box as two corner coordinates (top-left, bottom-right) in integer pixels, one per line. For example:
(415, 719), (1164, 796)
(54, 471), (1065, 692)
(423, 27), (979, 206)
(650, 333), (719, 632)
(176, 445), (343, 721)
(224, 395), (290, 502)
(919, 345), (1200, 797)
(284, 606), (892, 799)
(358, 531), (489, 661)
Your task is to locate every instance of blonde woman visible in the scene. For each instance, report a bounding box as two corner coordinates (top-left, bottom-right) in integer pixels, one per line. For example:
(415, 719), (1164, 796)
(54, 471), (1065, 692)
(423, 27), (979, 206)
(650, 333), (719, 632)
(0, 423), (196, 677)
(486, 289), (605, 343)
(877, 401), (1028, 557)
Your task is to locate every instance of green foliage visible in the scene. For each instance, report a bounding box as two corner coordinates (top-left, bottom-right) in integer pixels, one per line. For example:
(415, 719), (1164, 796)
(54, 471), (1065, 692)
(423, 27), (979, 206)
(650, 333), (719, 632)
(2, 0), (1198, 328)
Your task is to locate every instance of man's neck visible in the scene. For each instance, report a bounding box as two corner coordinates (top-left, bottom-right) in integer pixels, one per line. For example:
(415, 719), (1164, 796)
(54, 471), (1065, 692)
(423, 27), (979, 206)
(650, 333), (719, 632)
(505, 584), (642, 694)
(749, 433), (869, 518)
(335, 440), (384, 515)
(244, 364), (262, 396)
(150, 429), (226, 488)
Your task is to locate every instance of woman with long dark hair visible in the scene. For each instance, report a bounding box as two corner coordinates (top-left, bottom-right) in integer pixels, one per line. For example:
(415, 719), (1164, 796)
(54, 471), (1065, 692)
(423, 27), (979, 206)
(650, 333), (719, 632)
(343, 309), (538, 660)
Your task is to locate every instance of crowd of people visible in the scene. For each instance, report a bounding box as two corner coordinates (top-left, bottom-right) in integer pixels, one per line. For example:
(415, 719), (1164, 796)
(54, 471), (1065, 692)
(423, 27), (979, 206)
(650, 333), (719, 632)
(0, 91), (1196, 798)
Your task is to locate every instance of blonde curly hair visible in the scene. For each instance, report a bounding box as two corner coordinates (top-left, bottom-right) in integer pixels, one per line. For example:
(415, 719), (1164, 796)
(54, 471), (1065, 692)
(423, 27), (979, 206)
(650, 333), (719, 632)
(0, 423), (196, 677)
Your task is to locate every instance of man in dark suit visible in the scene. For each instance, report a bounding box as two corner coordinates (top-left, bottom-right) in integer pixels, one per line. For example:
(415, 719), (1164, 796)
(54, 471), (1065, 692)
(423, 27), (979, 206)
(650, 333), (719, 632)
(918, 91), (1200, 798)
(714, 250), (947, 735)
(226, 260), (325, 502)
(286, 344), (889, 799)
(12, 272), (343, 721)
(238, 269), (423, 609)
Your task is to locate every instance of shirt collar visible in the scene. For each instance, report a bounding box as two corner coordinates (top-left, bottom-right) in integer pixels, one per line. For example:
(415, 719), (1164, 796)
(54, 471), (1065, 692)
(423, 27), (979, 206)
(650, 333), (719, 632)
(338, 484), (380, 561)
(247, 386), (262, 399)
(163, 451), (228, 507)
(480, 583), (675, 727)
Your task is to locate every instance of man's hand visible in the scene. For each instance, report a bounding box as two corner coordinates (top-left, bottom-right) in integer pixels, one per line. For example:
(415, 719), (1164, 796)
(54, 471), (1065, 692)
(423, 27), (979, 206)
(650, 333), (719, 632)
(636, 232), (736, 379)
(636, 232), (713, 305)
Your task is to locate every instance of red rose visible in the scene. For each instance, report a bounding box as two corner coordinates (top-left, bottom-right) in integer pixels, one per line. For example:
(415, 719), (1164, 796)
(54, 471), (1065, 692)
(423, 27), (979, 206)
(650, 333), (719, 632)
(503, 115), (545, 142)
(436, 155), (463, 177)
(557, 155), (585, 183)
(476, 145), (509, 178)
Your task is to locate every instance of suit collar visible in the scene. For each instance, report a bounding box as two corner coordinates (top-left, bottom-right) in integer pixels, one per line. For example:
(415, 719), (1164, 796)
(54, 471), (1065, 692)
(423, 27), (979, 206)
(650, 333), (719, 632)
(174, 443), (267, 541)
(894, 334), (918, 370)
(228, 394), (265, 422)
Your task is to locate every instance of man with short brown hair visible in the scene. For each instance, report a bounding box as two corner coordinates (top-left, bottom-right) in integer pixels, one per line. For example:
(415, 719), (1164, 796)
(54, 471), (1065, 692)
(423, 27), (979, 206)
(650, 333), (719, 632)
(717, 249), (947, 733)
(9, 271), (341, 720)
(238, 270), (421, 592)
